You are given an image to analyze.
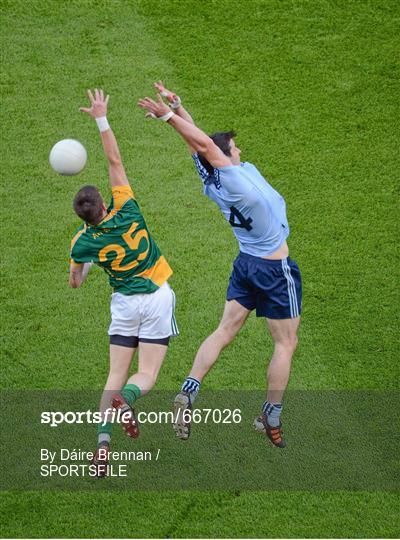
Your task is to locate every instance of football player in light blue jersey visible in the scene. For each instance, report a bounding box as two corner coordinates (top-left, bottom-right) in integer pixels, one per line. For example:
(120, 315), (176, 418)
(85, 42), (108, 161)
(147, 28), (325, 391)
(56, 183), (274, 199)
(192, 146), (290, 256)
(139, 82), (302, 448)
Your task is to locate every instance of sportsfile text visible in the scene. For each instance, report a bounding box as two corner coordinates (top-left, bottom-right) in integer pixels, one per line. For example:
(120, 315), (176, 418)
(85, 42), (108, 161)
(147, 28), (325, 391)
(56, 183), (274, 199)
(40, 408), (242, 427)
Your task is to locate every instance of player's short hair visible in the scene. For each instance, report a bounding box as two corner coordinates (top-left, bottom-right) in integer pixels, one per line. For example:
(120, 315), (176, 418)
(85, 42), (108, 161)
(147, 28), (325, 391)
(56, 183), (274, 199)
(73, 185), (104, 225)
(198, 130), (237, 175)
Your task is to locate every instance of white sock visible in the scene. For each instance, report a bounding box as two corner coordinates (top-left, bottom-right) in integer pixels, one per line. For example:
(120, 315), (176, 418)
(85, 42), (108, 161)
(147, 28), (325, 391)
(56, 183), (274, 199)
(262, 401), (283, 427)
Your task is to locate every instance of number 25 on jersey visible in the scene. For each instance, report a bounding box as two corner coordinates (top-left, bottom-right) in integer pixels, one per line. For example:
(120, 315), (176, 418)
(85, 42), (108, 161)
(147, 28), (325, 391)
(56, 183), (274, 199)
(98, 222), (149, 272)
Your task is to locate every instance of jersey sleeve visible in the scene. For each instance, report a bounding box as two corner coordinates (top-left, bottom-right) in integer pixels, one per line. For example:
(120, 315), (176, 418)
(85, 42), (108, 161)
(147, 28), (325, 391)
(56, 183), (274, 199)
(69, 224), (94, 265)
(111, 185), (135, 210)
(70, 238), (92, 265)
(215, 165), (253, 197)
(192, 153), (213, 184)
(100, 184), (142, 230)
(70, 251), (91, 265)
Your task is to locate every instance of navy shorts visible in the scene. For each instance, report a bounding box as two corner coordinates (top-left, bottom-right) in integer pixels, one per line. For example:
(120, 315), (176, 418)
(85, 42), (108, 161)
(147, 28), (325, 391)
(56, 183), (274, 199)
(226, 252), (302, 319)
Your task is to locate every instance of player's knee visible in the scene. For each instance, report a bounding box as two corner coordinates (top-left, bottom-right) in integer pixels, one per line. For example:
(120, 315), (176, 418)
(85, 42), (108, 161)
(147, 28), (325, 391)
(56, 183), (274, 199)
(215, 323), (238, 346)
(282, 334), (298, 352)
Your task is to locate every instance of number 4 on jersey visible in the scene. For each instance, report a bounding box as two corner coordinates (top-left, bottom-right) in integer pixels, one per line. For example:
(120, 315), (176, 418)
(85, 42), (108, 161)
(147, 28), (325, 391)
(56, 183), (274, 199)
(229, 206), (253, 231)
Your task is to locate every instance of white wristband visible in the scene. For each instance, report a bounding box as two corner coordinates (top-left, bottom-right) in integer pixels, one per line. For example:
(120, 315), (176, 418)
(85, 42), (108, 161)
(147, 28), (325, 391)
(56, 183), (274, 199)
(170, 96), (182, 109)
(158, 111), (174, 122)
(95, 116), (110, 132)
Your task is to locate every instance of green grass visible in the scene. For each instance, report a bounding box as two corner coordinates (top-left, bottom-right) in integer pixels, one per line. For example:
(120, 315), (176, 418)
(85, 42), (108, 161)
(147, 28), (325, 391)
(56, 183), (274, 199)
(1, 0), (399, 537)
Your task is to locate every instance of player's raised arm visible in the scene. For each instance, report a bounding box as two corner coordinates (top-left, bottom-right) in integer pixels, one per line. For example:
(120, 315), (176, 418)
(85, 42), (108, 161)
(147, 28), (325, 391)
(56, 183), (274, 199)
(80, 89), (129, 187)
(153, 81), (195, 125)
(153, 81), (197, 154)
(138, 94), (231, 169)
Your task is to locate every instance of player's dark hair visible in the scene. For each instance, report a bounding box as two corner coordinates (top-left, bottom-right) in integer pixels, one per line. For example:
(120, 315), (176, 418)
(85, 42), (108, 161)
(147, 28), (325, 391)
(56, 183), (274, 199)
(198, 130), (237, 175)
(73, 185), (104, 225)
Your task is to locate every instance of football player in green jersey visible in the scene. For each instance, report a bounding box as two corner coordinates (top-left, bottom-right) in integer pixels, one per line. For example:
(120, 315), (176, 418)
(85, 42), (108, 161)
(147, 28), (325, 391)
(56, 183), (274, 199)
(70, 89), (178, 476)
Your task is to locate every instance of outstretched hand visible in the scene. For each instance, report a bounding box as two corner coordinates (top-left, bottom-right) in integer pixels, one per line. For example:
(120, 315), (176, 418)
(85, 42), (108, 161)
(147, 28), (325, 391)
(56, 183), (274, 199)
(138, 93), (171, 119)
(154, 80), (178, 103)
(80, 89), (109, 118)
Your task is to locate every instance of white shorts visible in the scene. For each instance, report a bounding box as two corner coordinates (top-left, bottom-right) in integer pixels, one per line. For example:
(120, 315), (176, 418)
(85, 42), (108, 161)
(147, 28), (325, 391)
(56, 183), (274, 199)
(108, 282), (179, 340)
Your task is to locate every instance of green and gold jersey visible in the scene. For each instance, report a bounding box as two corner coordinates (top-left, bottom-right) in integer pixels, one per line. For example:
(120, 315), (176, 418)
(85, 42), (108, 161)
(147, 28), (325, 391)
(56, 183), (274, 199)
(70, 185), (172, 295)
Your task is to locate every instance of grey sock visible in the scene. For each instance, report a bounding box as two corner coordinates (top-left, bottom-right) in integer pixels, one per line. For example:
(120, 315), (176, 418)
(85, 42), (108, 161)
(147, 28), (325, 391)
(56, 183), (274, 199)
(262, 401), (283, 427)
(98, 433), (111, 445)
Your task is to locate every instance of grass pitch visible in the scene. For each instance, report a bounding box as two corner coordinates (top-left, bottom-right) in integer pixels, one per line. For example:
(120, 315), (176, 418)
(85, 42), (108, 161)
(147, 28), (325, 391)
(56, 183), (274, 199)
(1, 0), (399, 537)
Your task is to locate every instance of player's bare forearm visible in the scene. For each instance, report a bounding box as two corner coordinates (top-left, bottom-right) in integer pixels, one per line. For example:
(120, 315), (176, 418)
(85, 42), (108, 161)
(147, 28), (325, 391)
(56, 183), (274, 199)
(166, 102), (196, 154)
(174, 104), (194, 125)
(80, 89), (128, 187)
(81, 262), (92, 283)
(138, 94), (230, 167)
(166, 104), (196, 154)
(100, 127), (120, 163)
(99, 128), (129, 186)
(168, 115), (231, 167)
(138, 94), (207, 150)
(69, 262), (92, 288)
(168, 114), (210, 152)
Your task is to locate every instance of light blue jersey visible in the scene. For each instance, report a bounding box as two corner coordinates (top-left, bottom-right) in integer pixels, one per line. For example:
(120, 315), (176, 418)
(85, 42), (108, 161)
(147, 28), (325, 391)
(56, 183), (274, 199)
(192, 154), (289, 257)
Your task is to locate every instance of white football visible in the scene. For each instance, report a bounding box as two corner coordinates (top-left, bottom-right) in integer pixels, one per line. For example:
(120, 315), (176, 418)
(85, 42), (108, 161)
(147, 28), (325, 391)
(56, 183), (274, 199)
(49, 139), (87, 175)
